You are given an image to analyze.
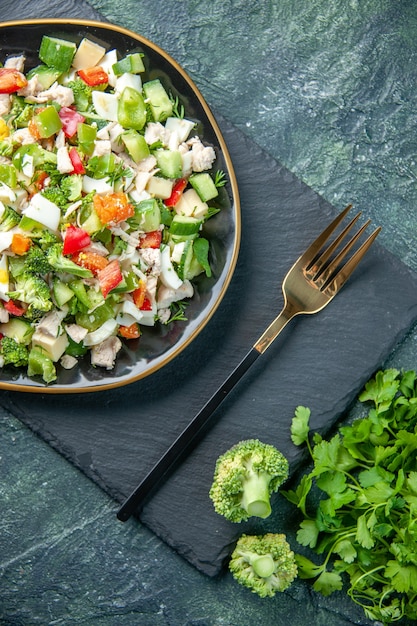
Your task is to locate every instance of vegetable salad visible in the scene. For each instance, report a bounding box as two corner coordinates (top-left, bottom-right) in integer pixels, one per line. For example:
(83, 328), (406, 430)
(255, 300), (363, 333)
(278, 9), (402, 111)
(0, 34), (225, 383)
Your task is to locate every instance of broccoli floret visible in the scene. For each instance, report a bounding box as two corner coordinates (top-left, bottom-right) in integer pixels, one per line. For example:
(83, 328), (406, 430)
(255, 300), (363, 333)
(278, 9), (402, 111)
(7, 273), (53, 315)
(0, 206), (20, 231)
(0, 335), (29, 368)
(35, 229), (60, 251)
(209, 439), (289, 522)
(68, 78), (93, 112)
(229, 533), (297, 598)
(41, 185), (67, 208)
(60, 174), (82, 202)
(22, 245), (51, 275)
(46, 243), (93, 278)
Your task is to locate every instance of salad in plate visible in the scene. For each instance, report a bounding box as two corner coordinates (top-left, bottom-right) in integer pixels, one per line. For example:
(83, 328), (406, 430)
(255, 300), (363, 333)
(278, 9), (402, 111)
(0, 33), (225, 383)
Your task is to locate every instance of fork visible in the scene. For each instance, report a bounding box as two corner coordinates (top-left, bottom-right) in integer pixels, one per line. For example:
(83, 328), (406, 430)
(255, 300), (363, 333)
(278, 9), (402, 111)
(117, 205), (381, 521)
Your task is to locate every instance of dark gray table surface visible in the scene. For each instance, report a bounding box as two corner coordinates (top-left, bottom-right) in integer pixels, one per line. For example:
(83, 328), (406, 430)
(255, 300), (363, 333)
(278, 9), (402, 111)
(2, 1), (417, 624)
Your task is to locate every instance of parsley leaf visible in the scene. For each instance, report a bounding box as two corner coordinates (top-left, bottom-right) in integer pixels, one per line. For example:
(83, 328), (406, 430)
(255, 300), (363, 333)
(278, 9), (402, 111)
(282, 369), (417, 623)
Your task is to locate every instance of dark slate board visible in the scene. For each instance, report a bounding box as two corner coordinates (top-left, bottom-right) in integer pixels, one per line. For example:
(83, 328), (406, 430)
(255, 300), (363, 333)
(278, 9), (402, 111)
(3, 116), (417, 576)
(2, 2), (417, 577)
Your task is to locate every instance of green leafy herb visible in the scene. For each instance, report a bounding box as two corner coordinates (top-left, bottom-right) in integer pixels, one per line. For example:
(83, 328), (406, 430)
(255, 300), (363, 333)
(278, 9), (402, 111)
(282, 369), (417, 624)
(170, 94), (185, 119)
(166, 300), (189, 323)
(214, 169), (227, 188)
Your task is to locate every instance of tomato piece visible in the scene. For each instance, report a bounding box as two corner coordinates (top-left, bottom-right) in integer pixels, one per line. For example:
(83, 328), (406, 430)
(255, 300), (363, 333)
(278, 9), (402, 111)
(132, 282), (146, 309)
(11, 233), (31, 256)
(0, 68), (27, 94)
(119, 322), (141, 339)
(63, 224), (91, 255)
(68, 147), (85, 174)
(132, 280), (153, 310)
(71, 251), (109, 274)
(4, 299), (27, 316)
(165, 178), (187, 207)
(139, 230), (162, 249)
(33, 170), (49, 190)
(59, 106), (85, 138)
(77, 66), (109, 87)
(97, 259), (123, 298)
(140, 296), (153, 311)
(93, 192), (135, 225)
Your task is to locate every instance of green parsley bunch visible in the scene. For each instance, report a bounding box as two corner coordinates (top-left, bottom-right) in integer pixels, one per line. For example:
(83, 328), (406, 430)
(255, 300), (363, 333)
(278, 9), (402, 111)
(283, 369), (417, 624)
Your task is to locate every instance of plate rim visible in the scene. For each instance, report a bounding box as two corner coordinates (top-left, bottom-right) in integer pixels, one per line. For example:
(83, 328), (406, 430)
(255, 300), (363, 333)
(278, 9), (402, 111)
(0, 18), (241, 394)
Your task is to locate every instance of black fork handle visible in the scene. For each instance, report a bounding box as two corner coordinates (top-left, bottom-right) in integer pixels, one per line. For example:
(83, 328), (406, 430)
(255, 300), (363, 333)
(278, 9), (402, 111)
(117, 347), (260, 521)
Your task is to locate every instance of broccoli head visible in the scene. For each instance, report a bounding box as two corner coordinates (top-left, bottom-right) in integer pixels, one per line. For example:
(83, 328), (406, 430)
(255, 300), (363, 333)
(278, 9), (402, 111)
(209, 439), (289, 522)
(23, 245), (52, 275)
(0, 335), (29, 368)
(68, 78), (93, 112)
(61, 174), (82, 202)
(0, 206), (20, 231)
(7, 273), (53, 315)
(41, 186), (67, 208)
(229, 533), (297, 597)
(46, 243), (93, 278)
(35, 229), (60, 251)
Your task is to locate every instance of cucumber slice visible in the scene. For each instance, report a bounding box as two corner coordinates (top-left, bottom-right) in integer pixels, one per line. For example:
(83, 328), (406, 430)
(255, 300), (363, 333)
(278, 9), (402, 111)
(0, 318), (33, 345)
(155, 149), (183, 179)
(26, 65), (62, 89)
(112, 53), (145, 76)
(189, 172), (218, 202)
(128, 198), (161, 232)
(169, 215), (201, 237)
(121, 130), (150, 163)
(176, 240), (194, 280)
(53, 279), (74, 307)
(39, 35), (76, 72)
(143, 79), (173, 122)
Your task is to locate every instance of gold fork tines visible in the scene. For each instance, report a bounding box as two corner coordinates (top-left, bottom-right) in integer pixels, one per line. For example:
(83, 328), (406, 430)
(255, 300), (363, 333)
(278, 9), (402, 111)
(254, 205), (381, 354)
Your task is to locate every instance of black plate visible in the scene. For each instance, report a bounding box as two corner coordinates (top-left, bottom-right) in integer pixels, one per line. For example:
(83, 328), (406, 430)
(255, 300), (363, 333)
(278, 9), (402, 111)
(0, 19), (240, 393)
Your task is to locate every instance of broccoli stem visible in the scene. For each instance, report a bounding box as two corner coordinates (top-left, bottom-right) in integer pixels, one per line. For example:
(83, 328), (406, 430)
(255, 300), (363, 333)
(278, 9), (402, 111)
(241, 471), (272, 519)
(249, 554), (276, 578)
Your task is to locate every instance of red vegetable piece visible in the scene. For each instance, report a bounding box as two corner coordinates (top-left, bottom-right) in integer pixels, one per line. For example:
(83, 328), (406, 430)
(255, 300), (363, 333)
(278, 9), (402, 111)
(97, 259), (123, 298)
(0, 68), (27, 93)
(138, 230), (162, 249)
(68, 147), (85, 174)
(119, 323), (141, 339)
(4, 299), (27, 317)
(58, 106), (85, 138)
(63, 224), (91, 255)
(140, 296), (153, 311)
(165, 178), (187, 207)
(77, 66), (108, 87)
